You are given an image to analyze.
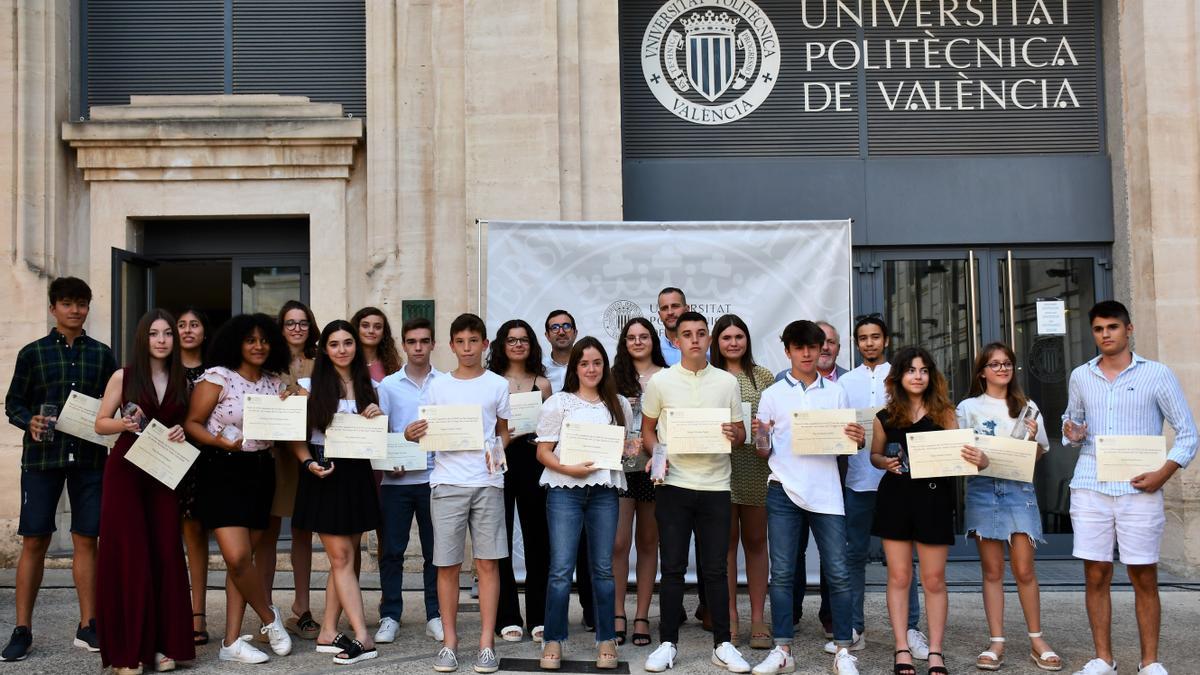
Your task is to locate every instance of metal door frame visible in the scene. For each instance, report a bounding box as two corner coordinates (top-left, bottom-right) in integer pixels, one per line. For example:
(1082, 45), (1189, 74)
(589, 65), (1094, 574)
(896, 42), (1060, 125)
(230, 255), (311, 315)
(110, 247), (158, 364)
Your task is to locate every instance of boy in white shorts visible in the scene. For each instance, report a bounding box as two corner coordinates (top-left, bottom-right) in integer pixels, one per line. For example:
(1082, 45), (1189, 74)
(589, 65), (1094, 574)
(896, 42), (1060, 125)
(406, 314), (512, 674)
(1062, 301), (1197, 675)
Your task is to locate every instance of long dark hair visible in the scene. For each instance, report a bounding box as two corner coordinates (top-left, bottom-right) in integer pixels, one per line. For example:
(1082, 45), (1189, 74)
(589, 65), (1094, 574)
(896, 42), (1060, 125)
(350, 306), (403, 375)
(884, 346), (955, 429)
(967, 342), (1029, 418)
(710, 314), (762, 388)
(612, 317), (666, 398)
(206, 313), (290, 375)
(487, 319), (547, 378)
(563, 337), (625, 427)
(308, 320), (379, 431)
(124, 309), (189, 409)
(277, 300), (319, 360)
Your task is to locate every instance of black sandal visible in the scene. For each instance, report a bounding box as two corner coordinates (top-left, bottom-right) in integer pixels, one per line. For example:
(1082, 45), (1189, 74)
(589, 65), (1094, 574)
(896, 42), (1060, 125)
(631, 617), (651, 647)
(333, 638), (378, 665)
(927, 651), (948, 675)
(192, 612), (209, 645)
(614, 615), (627, 646)
(894, 648), (917, 675)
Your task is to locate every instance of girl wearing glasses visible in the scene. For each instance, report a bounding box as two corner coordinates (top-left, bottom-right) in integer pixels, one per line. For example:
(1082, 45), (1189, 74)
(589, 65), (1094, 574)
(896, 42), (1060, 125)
(957, 343), (1061, 672)
(488, 319), (553, 643)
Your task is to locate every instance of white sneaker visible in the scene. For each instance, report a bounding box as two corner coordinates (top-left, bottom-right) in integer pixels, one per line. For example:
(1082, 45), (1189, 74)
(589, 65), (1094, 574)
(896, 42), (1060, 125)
(833, 648), (860, 675)
(1073, 658), (1118, 675)
(1137, 663), (1167, 675)
(644, 642), (677, 672)
(907, 629), (930, 661)
(374, 617), (400, 644)
(426, 617), (445, 642)
(261, 606), (293, 656)
(824, 629), (866, 654)
(219, 635), (270, 664)
(751, 646), (795, 675)
(712, 642), (751, 673)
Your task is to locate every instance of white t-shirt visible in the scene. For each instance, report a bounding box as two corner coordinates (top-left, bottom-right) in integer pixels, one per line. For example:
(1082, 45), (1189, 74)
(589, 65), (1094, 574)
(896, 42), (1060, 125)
(535, 392), (632, 490)
(423, 370), (512, 488)
(956, 394), (1050, 451)
(543, 355), (569, 393)
(757, 374), (850, 516)
(839, 361), (891, 492)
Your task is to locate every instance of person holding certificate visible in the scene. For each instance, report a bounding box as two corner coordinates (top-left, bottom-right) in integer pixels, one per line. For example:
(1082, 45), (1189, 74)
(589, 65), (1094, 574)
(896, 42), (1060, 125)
(534, 337), (632, 670)
(288, 320), (382, 665)
(488, 319), (553, 644)
(92, 309), (195, 674)
(956, 343), (1061, 671)
(611, 317), (666, 647)
(183, 313), (293, 664)
(749, 320), (863, 675)
(639, 311), (749, 674)
(868, 346), (986, 675)
(1061, 301), (1197, 675)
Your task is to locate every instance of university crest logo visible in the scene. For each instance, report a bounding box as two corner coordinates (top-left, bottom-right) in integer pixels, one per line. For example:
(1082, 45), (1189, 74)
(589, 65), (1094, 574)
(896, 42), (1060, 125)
(642, 0), (781, 125)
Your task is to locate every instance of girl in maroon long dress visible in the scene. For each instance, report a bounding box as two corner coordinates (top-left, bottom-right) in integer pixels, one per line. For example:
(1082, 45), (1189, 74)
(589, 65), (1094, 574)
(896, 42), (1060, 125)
(94, 309), (196, 673)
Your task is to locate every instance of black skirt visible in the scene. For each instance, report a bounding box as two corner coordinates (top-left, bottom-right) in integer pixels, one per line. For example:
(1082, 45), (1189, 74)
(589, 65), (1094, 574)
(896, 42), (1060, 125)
(871, 472), (956, 545)
(619, 469), (656, 503)
(197, 448), (275, 531)
(292, 446), (380, 535)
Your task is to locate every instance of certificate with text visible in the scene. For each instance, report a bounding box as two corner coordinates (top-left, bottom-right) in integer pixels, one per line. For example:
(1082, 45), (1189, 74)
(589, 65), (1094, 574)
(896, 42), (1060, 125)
(324, 413), (389, 459)
(418, 405), (485, 452)
(856, 407), (884, 453)
(242, 394), (308, 441)
(974, 434), (1038, 483)
(663, 408), (731, 455)
(906, 429), (978, 479)
(1096, 435), (1167, 482)
(558, 421), (626, 471)
(55, 390), (117, 449)
(507, 392), (543, 436)
(124, 419), (200, 490)
(370, 434), (429, 472)
(791, 408), (857, 455)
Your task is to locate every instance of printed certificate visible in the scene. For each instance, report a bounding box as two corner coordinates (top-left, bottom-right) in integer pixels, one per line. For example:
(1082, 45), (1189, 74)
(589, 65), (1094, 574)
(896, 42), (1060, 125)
(663, 407), (731, 455)
(124, 419), (200, 490)
(558, 420), (625, 471)
(856, 407), (884, 453)
(791, 408), (857, 455)
(370, 434), (429, 472)
(324, 413), (389, 459)
(418, 405), (485, 452)
(508, 391), (543, 436)
(1096, 435), (1167, 482)
(906, 429), (978, 479)
(55, 390), (117, 448)
(242, 394), (308, 441)
(974, 434), (1038, 483)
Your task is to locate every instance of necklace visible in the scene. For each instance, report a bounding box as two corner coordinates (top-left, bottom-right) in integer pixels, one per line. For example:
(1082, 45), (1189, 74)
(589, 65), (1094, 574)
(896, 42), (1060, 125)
(578, 393), (602, 404)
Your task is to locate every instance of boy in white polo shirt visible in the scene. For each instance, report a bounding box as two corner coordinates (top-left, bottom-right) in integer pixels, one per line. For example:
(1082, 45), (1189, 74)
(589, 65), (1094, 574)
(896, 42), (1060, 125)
(751, 320), (863, 675)
(640, 311), (749, 673)
(405, 314), (511, 674)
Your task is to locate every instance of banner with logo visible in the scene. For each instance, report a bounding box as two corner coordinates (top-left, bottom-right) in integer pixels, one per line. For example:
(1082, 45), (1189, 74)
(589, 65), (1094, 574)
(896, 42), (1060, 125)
(484, 220), (853, 382)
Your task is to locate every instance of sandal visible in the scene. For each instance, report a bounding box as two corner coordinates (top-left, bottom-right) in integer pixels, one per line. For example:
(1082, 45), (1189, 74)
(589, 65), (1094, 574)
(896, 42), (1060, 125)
(192, 612), (209, 646)
(928, 651), (949, 675)
(500, 624), (525, 642)
(614, 615), (627, 646)
(531, 625), (545, 644)
(597, 639), (619, 670)
(316, 632), (353, 654)
(333, 638), (378, 665)
(285, 610), (321, 640)
(540, 641), (562, 670)
(749, 621), (772, 650)
(976, 636), (1005, 671)
(631, 617), (652, 647)
(1028, 632), (1062, 671)
(154, 652), (176, 672)
(895, 648), (917, 675)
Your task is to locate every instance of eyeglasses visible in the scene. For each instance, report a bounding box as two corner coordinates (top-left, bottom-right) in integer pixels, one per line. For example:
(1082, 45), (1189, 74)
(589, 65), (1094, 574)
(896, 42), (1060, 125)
(283, 320), (310, 330)
(548, 322), (574, 333)
(986, 361), (1014, 372)
(625, 334), (651, 343)
(505, 337), (530, 346)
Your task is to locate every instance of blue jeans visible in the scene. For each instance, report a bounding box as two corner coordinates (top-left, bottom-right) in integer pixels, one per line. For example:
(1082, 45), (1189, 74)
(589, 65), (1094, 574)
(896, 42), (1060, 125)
(379, 483), (439, 621)
(844, 487), (919, 632)
(544, 485), (619, 643)
(766, 483), (852, 644)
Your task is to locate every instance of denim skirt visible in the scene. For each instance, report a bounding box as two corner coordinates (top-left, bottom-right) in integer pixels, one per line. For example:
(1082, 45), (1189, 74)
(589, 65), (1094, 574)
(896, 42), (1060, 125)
(964, 476), (1045, 545)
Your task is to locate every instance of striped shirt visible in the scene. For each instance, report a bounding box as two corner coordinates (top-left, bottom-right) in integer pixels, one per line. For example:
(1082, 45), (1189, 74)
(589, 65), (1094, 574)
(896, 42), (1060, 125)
(1065, 353), (1198, 497)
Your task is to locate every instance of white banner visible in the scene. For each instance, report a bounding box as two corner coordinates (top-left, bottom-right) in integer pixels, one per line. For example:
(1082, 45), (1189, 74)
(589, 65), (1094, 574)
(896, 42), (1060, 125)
(483, 220), (853, 376)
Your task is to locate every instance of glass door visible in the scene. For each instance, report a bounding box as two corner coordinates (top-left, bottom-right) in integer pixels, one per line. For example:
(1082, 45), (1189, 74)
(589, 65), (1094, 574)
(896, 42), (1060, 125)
(110, 248), (158, 363)
(232, 256), (309, 318)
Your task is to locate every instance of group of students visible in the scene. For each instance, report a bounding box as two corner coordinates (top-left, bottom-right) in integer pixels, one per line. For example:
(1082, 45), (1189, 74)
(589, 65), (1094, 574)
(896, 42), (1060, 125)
(2, 279), (1196, 675)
